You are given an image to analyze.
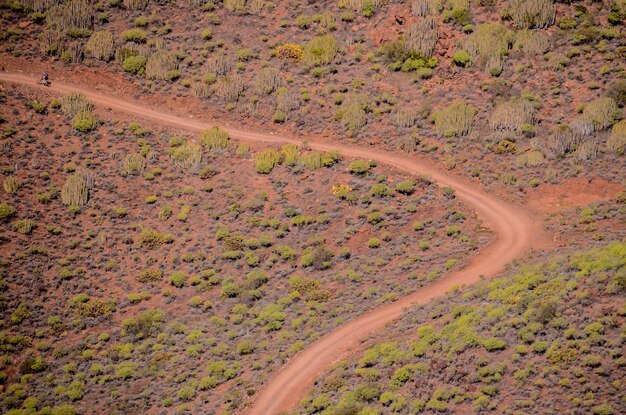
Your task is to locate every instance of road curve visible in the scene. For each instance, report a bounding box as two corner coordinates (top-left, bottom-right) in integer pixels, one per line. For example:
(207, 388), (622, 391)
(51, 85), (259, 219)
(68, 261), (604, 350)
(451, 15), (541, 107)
(0, 73), (543, 415)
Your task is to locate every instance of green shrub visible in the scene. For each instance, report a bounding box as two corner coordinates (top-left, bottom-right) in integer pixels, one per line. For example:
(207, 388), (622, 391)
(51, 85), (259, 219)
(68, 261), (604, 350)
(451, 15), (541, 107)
(236, 340), (255, 355)
(122, 55), (147, 75)
(336, 93), (369, 130)
(170, 271), (186, 288)
(137, 227), (173, 249)
(255, 148), (282, 174)
(452, 50), (471, 67)
(0, 202), (16, 222)
(368, 237), (381, 248)
(396, 180), (416, 195)
(513, 29), (551, 55)
(122, 28), (147, 43)
(591, 404), (614, 415)
(29, 99), (46, 114)
(483, 337), (506, 351)
(348, 159), (371, 174)
(72, 111), (97, 132)
(136, 269), (163, 283)
(303, 35), (338, 66)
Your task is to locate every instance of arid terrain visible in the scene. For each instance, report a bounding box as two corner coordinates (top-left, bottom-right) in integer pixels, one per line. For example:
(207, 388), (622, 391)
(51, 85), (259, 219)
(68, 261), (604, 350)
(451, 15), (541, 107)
(0, 0), (625, 414)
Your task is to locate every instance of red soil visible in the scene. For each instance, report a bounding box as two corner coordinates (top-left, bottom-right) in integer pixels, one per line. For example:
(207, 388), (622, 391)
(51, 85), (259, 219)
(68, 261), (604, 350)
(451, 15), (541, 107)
(0, 72), (548, 414)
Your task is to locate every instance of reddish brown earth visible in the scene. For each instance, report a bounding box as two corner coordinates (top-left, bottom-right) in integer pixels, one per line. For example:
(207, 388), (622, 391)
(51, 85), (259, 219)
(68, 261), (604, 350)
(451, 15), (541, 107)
(528, 177), (624, 214)
(0, 72), (548, 414)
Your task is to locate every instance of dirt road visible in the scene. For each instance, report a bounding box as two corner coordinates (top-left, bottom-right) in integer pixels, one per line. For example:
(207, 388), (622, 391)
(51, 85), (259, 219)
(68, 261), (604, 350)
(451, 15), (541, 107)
(0, 73), (543, 414)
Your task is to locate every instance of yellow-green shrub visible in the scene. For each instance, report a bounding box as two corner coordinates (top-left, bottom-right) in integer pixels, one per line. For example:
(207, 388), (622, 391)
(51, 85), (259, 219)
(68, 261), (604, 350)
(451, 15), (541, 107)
(464, 23), (513, 64)
(71, 111), (97, 132)
(85, 30), (114, 61)
(431, 101), (476, 137)
(200, 126), (229, 150)
(607, 120), (626, 154)
(303, 35), (338, 66)
(583, 97), (619, 131)
(255, 148), (282, 174)
(489, 99), (536, 131)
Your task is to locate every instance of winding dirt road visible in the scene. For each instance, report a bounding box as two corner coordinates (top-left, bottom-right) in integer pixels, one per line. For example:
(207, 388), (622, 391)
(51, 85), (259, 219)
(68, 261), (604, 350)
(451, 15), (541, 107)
(0, 73), (543, 415)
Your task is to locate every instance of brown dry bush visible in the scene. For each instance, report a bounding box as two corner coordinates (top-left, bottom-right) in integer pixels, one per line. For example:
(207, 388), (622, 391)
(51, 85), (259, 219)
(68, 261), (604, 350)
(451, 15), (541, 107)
(394, 108), (418, 128)
(574, 138), (599, 161)
(404, 17), (438, 58)
(21, 0), (56, 12)
(61, 174), (89, 208)
(75, 167), (94, 190)
(509, 0), (555, 29)
(489, 99), (536, 131)
(123, 0), (150, 10)
(64, 41), (84, 63)
(224, 0), (246, 13)
(145, 50), (179, 80)
(411, 0), (437, 16)
(431, 101), (476, 137)
(206, 52), (231, 76)
(47, 0), (93, 32)
(275, 89), (302, 115)
(61, 92), (93, 118)
(248, 0), (265, 14)
(191, 81), (211, 98)
(397, 134), (420, 152)
(569, 117), (595, 143)
(513, 30), (551, 55)
(214, 74), (245, 101)
(545, 125), (574, 156)
(255, 67), (282, 95)
(40, 30), (64, 56)
(85, 31), (114, 61)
